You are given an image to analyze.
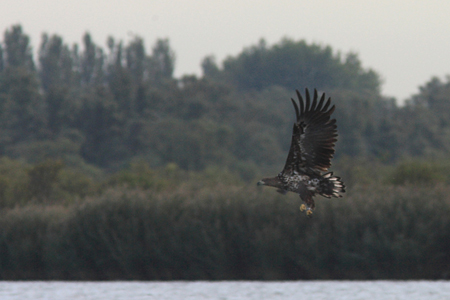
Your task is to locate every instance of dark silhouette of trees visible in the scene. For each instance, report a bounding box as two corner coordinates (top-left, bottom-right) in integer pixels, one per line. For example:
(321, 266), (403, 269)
(0, 24), (448, 173)
(216, 38), (381, 94)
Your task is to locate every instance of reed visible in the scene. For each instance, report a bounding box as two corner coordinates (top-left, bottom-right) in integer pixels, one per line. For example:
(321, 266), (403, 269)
(0, 183), (449, 280)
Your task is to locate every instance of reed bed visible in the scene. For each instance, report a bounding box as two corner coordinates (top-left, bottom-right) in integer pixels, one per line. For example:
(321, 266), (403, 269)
(0, 183), (449, 280)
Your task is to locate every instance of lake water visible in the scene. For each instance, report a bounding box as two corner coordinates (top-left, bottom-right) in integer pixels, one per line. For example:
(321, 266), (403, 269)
(0, 281), (449, 300)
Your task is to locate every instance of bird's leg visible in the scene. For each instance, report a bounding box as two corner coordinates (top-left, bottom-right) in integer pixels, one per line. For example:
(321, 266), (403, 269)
(300, 203), (314, 217)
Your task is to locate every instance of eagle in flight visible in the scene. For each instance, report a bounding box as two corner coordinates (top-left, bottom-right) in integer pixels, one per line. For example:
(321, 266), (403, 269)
(257, 88), (345, 216)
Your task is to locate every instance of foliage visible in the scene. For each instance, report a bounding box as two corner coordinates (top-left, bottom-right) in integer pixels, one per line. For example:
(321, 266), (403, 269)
(26, 159), (64, 202)
(217, 38), (381, 94)
(0, 156), (448, 279)
(0, 24), (449, 172)
(0, 157), (99, 208)
(0, 183), (450, 280)
(388, 159), (449, 186)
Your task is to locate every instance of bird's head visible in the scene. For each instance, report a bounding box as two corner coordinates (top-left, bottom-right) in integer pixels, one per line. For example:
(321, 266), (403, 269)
(257, 177), (283, 188)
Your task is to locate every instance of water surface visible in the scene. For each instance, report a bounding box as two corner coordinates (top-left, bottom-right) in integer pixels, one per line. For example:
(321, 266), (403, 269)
(0, 280), (448, 300)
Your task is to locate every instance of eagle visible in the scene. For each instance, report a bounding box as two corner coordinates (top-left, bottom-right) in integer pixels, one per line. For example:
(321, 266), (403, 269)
(257, 88), (345, 216)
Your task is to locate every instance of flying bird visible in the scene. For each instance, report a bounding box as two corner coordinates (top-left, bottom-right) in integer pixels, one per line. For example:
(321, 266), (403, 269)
(257, 88), (345, 216)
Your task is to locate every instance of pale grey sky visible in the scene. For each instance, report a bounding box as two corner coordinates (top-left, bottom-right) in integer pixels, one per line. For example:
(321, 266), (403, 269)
(1, 0), (450, 103)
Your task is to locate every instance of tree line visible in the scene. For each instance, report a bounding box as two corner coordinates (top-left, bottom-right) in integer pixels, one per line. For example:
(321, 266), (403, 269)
(0, 24), (449, 177)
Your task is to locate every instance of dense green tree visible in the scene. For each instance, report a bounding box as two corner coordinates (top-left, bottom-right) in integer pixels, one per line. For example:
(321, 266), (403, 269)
(201, 55), (220, 78)
(3, 25), (34, 70)
(148, 38), (175, 85)
(38, 34), (77, 87)
(394, 76), (450, 158)
(80, 33), (104, 86)
(0, 26), (45, 146)
(26, 159), (64, 202)
(0, 68), (45, 143)
(0, 45), (4, 72)
(407, 76), (450, 126)
(77, 86), (126, 167)
(145, 118), (236, 170)
(1, 24), (450, 174)
(217, 38), (381, 94)
(106, 40), (133, 117)
(125, 36), (146, 84)
(38, 34), (76, 136)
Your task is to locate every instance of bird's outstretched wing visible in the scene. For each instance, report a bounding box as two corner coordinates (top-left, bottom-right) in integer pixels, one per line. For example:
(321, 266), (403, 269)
(282, 88), (337, 176)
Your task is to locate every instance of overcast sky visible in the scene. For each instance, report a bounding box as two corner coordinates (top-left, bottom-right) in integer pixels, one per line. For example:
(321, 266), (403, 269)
(1, 0), (450, 103)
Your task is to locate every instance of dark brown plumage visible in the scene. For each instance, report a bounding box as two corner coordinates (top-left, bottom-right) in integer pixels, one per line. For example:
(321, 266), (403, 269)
(257, 88), (345, 216)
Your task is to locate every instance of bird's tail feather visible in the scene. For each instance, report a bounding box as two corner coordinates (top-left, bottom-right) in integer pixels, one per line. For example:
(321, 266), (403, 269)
(319, 172), (345, 198)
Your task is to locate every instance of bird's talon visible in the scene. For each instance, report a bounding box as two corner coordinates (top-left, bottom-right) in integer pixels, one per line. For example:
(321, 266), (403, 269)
(300, 204), (306, 211)
(306, 209), (313, 217)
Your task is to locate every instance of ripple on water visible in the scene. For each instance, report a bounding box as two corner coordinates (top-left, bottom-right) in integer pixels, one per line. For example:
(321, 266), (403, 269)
(0, 280), (449, 300)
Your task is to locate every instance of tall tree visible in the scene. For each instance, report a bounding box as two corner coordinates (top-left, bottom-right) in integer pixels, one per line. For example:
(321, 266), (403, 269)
(38, 33), (74, 91)
(148, 39), (175, 85)
(80, 33), (104, 86)
(399, 76), (450, 156)
(0, 64), (45, 144)
(126, 36), (146, 83)
(38, 34), (79, 136)
(77, 87), (126, 167)
(0, 45), (4, 72)
(201, 55), (219, 78)
(0, 25), (44, 146)
(3, 25), (34, 70)
(106, 39), (133, 117)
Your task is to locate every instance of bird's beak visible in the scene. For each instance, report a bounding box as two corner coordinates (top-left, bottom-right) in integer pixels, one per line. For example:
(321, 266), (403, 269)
(257, 180), (265, 186)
